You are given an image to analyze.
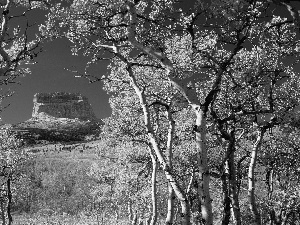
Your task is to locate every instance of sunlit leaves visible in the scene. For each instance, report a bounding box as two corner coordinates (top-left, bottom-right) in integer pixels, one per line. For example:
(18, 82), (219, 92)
(0, 126), (27, 173)
(42, 0), (300, 222)
(0, 0), (45, 85)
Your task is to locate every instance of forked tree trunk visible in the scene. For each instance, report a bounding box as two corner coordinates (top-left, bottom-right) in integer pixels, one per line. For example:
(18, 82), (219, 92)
(126, 3), (214, 224)
(147, 121), (191, 225)
(124, 65), (191, 225)
(125, 4), (245, 225)
(194, 107), (213, 225)
(248, 129), (264, 225)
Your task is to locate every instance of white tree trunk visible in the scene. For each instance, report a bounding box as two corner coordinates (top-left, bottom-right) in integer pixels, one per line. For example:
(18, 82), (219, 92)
(194, 107), (213, 225)
(147, 123), (191, 225)
(248, 129), (264, 225)
(227, 142), (241, 225)
(128, 201), (134, 222)
(148, 147), (158, 225)
(166, 110), (175, 225)
(124, 64), (191, 225)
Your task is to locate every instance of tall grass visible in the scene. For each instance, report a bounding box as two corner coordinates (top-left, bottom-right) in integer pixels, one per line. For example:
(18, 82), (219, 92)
(13, 211), (168, 225)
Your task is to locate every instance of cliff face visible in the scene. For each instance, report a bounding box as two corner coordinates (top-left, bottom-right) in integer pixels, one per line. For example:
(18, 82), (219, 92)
(32, 92), (97, 121)
(13, 92), (101, 143)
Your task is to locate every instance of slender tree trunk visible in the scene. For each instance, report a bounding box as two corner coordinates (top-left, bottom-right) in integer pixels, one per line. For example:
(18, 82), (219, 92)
(126, 3), (219, 224)
(186, 169), (194, 197)
(248, 129), (264, 225)
(7, 178), (12, 225)
(186, 169), (201, 224)
(266, 167), (274, 200)
(128, 201), (134, 222)
(126, 4), (244, 225)
(221, 164), (231, 225)
(194, 107), (213, 225)
(166, 183), (175, 225)
(148, 131), (191, 225)
(0, 199), (5, 225)
(227, 141), (241, 225)
(186, 168), (195, 220)
(237, 155), (248, 195)
(145, 216), (151, 225)
(132, 211), (138, 225)
(166, 111), (175, 225)
(124, 65), (191, 225)
(266, 167), (278, 225)
(148, 147), (158, 225)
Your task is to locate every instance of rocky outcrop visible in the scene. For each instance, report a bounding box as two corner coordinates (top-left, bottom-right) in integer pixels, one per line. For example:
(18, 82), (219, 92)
(32, 92), (96, 121)
(14, 92), (101, 143)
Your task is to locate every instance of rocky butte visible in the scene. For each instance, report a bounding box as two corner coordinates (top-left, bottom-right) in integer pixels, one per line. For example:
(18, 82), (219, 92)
(32, 92), (97, 121)
(14, 92), (101, 143)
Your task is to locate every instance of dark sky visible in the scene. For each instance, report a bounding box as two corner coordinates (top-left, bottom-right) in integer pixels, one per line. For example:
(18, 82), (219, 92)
(1, 37), (112, 124)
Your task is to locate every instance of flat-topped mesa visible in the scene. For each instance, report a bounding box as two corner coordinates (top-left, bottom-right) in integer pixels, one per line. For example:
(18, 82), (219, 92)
(32, 92), (97, 121)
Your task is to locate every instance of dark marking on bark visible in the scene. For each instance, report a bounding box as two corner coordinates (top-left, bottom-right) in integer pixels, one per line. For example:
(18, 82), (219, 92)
(3, 10), (9, 15)
(193, 125), (198, 132)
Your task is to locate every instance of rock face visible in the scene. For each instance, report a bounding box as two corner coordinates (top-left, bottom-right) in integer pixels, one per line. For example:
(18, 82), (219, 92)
(32, 92), (97, 121)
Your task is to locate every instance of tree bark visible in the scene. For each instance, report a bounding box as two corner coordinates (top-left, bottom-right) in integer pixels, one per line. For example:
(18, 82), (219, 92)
(0, 199), (5, 225)
(132, 211), (138, 225)
(227, 140), (241, 225)
(166, 184), (175, 225)
(220, 165), (231, 225)
(128, 201), (134, 222)
(7, 178), (12, 225)
(148, 147), (158, 225)
(126, 3), (217, 224)
(194, 107), (213, 225)
(125, 3), (248, 224)
(266, 167), (274, 200)
(122, 63), (191, 225)
(147, 115), (191, 225)
(166, 110), (175, 225)
(248, 129), (264, 225)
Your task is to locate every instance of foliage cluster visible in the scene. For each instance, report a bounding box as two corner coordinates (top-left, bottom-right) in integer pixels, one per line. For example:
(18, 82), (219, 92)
(3, 0), (300, 225)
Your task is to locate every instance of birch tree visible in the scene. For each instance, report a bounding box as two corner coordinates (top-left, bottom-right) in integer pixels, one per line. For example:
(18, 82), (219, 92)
(260, 126), (300, 224)
(101, 56), (192, 223)
(208, 12), (300, 223)
(42, 0), (300, 224)
(100, 89), (160, 223)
